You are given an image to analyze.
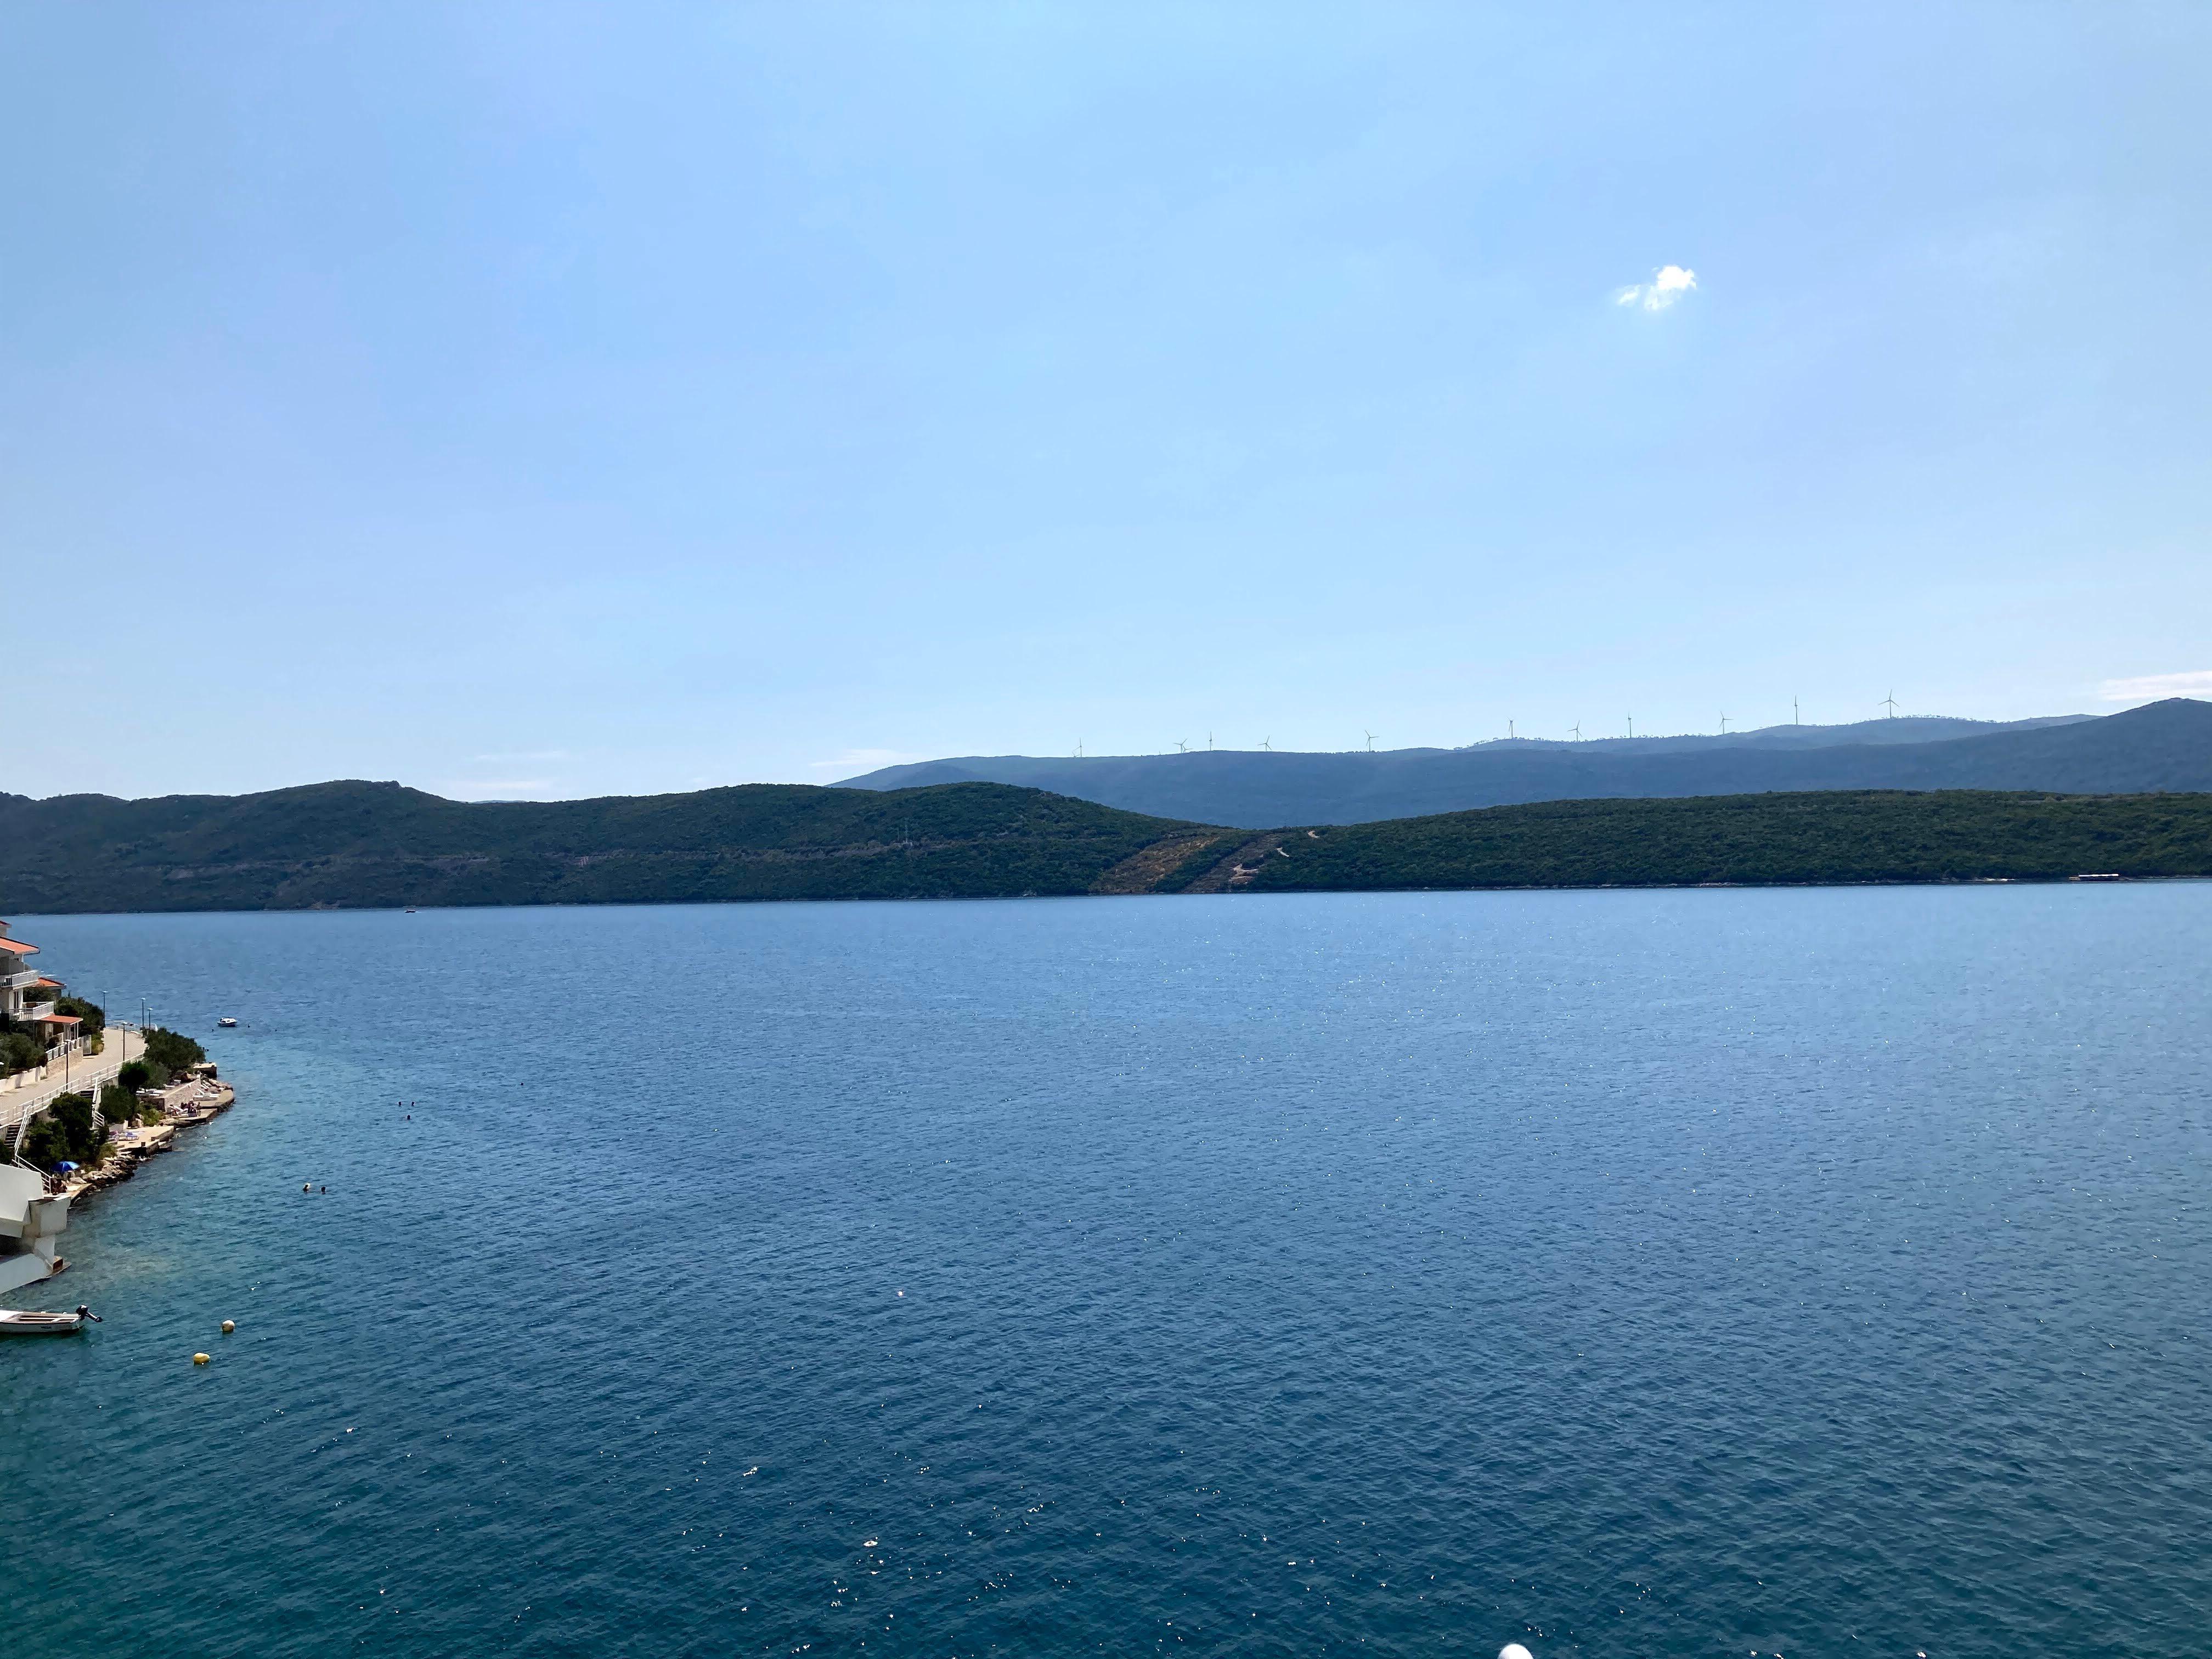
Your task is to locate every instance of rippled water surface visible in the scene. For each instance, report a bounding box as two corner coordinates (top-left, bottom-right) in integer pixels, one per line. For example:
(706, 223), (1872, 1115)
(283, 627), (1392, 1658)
(3, 888), (2208, 1657)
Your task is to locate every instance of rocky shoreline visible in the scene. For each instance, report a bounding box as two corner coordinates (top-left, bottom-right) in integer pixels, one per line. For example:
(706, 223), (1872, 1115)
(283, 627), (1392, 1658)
(60, 1073), (237, 1205)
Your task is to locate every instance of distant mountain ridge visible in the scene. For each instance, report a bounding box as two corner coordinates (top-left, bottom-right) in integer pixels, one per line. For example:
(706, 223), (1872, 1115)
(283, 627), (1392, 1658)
(841, 701), (2212, 827)
(1427, 712), (2094, 753)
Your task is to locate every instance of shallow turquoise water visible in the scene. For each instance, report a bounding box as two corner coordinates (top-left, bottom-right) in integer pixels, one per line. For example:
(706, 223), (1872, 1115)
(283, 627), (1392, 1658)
(3, 887), (2208, 1657)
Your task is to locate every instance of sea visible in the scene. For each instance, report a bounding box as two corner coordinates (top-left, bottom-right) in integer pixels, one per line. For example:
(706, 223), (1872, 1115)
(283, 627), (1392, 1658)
(2, 885), (2207, 1657)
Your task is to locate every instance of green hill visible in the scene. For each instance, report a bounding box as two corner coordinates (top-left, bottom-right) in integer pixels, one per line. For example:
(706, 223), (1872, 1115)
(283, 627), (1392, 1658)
(0, 779), (1203, 912)
(1217, 789), (2212, 894)
(3, 780), (2207, 914)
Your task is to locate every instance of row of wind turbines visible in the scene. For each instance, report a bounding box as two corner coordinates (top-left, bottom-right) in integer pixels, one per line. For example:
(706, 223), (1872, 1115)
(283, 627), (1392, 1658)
(1073, 692), (1908, 759)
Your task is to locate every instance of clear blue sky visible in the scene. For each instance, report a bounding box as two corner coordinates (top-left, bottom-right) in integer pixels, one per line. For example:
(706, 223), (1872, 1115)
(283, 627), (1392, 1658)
(6, 3), (2208, 801)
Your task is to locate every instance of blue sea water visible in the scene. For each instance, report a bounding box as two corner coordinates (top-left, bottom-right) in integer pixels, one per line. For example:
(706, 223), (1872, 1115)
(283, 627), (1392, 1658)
(2, 887), (2208, 1658)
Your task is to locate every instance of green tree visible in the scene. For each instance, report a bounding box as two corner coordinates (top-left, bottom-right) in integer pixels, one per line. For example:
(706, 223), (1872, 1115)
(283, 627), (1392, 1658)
(142, 1026), (207, 1073)
(18, 1113), (69, 1169)
(55, 995), (105, 1039)
(21, 1091), (106, 1170)
(99, 1080), (140, 1127)
(1, 1030), (44, 1077)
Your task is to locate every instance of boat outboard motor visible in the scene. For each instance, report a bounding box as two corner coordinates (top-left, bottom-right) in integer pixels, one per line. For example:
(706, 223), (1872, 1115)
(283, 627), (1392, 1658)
(76, 1304), (102, 1323)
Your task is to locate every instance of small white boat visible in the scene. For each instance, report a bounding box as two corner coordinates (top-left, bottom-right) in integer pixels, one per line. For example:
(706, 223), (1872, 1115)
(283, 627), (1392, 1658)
(217, 1017), (238, 1028)
(0, 1305), (99, 1336)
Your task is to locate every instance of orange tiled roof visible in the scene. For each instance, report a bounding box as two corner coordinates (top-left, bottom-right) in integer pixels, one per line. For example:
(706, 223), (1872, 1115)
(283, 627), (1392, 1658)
(0, 936), (37, 955)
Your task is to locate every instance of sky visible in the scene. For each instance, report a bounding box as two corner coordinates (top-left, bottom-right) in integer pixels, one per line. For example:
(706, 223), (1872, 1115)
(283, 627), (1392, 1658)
(5, 2), (2209, 802)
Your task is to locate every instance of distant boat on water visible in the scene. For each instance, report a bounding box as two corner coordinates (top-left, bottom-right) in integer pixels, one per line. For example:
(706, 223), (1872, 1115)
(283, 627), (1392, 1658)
(217, 1017), (238, 1028)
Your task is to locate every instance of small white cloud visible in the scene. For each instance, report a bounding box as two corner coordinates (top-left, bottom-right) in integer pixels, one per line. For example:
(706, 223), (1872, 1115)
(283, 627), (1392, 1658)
(2100, 669), (2212, 702)
(810, 747), (930, 774)
(1615, 264), (1698, 312)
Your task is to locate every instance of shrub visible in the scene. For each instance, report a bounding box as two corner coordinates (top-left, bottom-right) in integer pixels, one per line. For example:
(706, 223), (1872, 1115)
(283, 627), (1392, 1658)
(22, 1092), (105, 1170)
(99, 1080), (140, 1127)
(1, 1030), (44, 1077)
(18, 1113), (69, 1169)
(53, 1091), (105, 1163)
(142, 1027), (207, 1073)
(116, 1059), (154, 1093)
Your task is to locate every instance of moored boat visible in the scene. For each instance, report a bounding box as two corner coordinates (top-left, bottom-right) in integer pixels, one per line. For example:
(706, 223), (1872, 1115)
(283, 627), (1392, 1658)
(217, 1016), (238, 1027)
(0, 1304), (99, 1336)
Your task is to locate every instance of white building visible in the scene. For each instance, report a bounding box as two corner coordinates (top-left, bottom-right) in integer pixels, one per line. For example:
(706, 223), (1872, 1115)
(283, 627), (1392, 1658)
(1, 920), (83, 1059)
(1, 920), (78, 1294)
(0, 1164), (69, 1294)
(0, 919), (43, 1023)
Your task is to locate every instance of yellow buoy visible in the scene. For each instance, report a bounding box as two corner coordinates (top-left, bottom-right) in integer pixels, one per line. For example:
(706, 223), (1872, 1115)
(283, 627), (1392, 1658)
(192, 1352), (211, 1365)
(220, 1319), (236, 1335)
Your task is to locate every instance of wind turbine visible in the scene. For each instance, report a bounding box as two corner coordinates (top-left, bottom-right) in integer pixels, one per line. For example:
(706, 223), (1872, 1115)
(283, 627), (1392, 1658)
(1075, 740), (1083, 758)
(1793, 696), (1800, 725)
(1363, 730), (1378, 752)
(1626, 714), (1634, 739)
(1175, 740), (1188, 754)
(1206, 731), (1214, 752)
(1571, 721), (1582, 742)
(1260, 737), (1272, 751)
(1508, 719), (1516, 740)
(1882, 690), (1899, 719)
(1719, 712), (1729, 734)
